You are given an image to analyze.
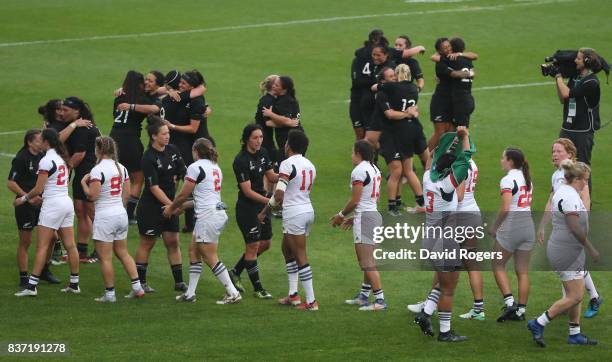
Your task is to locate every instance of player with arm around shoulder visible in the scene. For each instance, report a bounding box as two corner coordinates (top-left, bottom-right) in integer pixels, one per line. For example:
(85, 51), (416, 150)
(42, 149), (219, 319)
(81, 136), (145, 302)
(330, 140), (385, 311)
(258, 130), (318, 310)
(164, 138), (241, 304)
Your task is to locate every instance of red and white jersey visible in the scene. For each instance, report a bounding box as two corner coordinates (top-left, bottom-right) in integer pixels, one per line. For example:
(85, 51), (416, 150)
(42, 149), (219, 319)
(500, 169), (533, 211)
(457, 159), (479, 212)
(37, 148), (69, 199)
(351, 161), (381, 213)
(551, 168), (565, 194)
(550, 184), (588, 243)
(423, 170), (458, 213)
(185, 159), (222, 215)
(89, 159), (129, 217)
(279, 154), (316, 218)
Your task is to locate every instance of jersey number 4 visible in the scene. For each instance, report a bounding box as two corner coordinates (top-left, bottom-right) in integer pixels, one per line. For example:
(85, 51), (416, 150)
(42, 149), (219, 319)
(300, 169), (313, 191)
(56, 165), (67, 186)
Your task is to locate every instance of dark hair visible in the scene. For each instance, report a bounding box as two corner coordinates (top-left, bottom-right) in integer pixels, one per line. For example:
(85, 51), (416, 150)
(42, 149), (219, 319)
(434, 37), (449, 53)
(354, 139), (375, 163)
(149, 70), (165, 87)
(165, 70), (181, 90)
(182, 69), (206, 87)
(450, 37), (466, 53)
(24, 129), (42, 149)
(364, 29), (384, 47)
(37, 99), (62, 123)
(147, 118), (167, 138)
(376, 66), (394, 82)
(279, 76), (296, 99)
(287, 129), (308, 155)
(397, 35), (412, 48)
(193, 138), (218, 163)
(122, 70), (145, 103)
(42, 128), (71, 166)
(579, 48), (603, 72)
(504, 147), (532, 191)
(372, 45), (389, 55)
(241, 123), (263, 149)
(63, 96), (94, 123)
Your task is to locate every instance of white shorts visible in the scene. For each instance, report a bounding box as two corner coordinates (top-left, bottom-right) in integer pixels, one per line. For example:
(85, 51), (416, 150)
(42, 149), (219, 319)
(38, 196), (74, 230)
(353, 211), (382, 245)
(557, 270), (585, 282)
(93, 212), (128, 242)
(282, 211), (315, 236)
(194, 210), (228, 243)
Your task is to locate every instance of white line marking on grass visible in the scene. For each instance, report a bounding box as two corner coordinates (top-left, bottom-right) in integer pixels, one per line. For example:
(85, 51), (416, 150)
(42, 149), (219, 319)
(0, 0), (575, 48)
(0, 130), (28, 135)
(332, 81), (552, 103)
(0, 152), (14, 158)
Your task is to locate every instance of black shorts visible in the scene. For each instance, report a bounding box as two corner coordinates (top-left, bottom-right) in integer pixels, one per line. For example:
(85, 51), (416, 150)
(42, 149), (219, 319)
(359, 92), (375, 130)
(349, 91), (365, 129)
(452, 93), (475, 127)
(110, 129), (144, 173)
(236, 200), (272, 244)
(430, 92), (453, 124)
(136, 202), (179, 237)
(15, 203), (40, 230)
(366, 110), (383, 132)
(174, 139), (194, 166)
(72, 169), (90, 201)
(379, 120), (427, 163)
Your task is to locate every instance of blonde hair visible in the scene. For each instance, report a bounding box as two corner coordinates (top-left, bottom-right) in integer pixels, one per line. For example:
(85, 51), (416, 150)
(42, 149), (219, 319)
(259, 74), (279, 96)
(95, 136), (123, 181)
(395, 63), (412, 82)
(553, 138), (577, 161)
(560, 159), (591, 184)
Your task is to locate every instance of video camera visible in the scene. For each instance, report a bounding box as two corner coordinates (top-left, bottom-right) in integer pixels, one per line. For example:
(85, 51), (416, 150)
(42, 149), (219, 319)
(541, 49), (610, 78)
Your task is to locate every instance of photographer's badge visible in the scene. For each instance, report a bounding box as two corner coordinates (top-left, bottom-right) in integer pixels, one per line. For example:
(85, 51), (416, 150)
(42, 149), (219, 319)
(568, 98), (577, 117)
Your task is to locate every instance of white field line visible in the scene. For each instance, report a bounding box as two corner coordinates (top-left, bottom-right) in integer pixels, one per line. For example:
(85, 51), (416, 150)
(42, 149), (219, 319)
(0, 0), (575, 48)
(332, 81), (552, 103)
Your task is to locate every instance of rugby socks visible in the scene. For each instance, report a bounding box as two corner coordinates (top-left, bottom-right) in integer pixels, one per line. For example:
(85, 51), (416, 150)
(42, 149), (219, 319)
(360, 283), (372, 299)
(536, 310), (552, 327)
(245, 259), (263, 291)
(373, 289), (385, 302)
(387, 199), (396, 211)
(503, 293), (514, 307)
(298, 264), (315, 304)
(19, 271), (28, 286)
(584, 271), (600, 300)
(69, 273), (79, 289)
(232, 254), (246, 276)
(286, 260), (299, 296)
(126, 196), (139, 220)
(424, 288), (440, 315)
(473, 299), (484, 314)
(77, 243), (88, 258)
(517, 303), (527, 317)
(27, 274), (40, 291)
(171, 264), (183, 284)
(439, 311), (452, 333)
(212, 261), (239, 296)
(187, 262), (203, 297)
(395, 196), (402, 209)
(569, 322), (580, 336)
(130, 278), (142, 292)
(415, 194), (425, 208)
(136, 263), (148, 284)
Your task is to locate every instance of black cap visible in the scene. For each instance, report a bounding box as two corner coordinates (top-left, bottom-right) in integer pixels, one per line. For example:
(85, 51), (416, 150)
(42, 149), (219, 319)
(165, 70), (181, 89)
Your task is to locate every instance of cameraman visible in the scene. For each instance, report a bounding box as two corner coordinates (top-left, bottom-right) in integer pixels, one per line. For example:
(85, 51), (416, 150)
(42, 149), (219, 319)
(555, 48), (601, 167)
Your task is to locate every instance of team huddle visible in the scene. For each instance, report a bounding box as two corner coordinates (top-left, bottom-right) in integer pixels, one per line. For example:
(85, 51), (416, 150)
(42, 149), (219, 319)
(6, 29), (603, 346)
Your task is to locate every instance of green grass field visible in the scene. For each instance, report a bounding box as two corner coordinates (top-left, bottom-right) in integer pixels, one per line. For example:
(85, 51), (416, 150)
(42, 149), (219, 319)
(1, 0), (611, 360)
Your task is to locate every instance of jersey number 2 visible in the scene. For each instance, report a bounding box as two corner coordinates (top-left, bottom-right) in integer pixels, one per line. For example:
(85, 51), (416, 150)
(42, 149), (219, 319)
(517, 186), (532, 207)
(56, 165), (67, 186)
(426, 191), (434, 213)
(213, 170), (221, 192)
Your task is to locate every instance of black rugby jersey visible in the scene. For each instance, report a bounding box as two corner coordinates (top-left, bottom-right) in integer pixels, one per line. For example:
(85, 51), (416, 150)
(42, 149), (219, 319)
(233, 148), (273, 204)
(8, 147), (42, 194)
(141, 144), (186, 204)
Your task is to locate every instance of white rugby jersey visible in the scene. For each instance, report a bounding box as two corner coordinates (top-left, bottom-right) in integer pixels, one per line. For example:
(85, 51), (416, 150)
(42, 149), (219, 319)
(185, 159), (222, 215)
(551, 168), (565, 193)
(278, 154), (316, 218)
(457, 159), (479, 212)
(550, 184), (588, 245)
(423, 170), (458, 213)
(37, 148), (69, 199)
(89, 159), (129, 216)
(351, 161), (381, 213)
(500, 169), (533, 211)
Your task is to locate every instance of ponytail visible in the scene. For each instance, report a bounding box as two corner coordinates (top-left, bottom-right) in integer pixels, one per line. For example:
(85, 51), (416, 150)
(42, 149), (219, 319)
(395, 63), (412, 82)
(193, 138), (218, 163)
(504, 147), (531, 191)
(95, 136), (123, 182)
(522, 160), (532, 192)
